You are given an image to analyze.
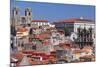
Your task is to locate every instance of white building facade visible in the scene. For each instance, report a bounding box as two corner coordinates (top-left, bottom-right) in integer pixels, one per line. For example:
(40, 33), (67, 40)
(74, 20), (95, 33)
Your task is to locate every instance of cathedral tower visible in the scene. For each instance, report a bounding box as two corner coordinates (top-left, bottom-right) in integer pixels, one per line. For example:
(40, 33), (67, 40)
(25, 8), (32, 24)
(12, 7), (20, 26)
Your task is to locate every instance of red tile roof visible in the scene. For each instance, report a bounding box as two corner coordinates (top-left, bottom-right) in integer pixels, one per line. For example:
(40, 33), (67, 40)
(62, 18), (80, 23)
(15, 53), (24, 60)
(22, 50), (35, 54)
(80, 55), (95, 58)
(73, 50), (82, 53)
(34, 33), (50, 40)
(54, 18), (94, 23)
(31, 20), (48, 22)
(17, 28), (28, 32)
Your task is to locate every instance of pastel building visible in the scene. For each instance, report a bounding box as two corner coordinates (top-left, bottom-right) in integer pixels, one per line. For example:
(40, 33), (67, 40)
(54, 18), (95, 36)
(50, 30), (66, 46)
(31, 20), (50, 27)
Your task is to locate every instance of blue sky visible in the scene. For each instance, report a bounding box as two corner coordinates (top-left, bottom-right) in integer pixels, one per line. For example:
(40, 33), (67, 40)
(11, 0), (95, 22)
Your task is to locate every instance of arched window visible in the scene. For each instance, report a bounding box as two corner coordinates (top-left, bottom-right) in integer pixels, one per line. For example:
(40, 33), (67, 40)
(29, 12), (31, 16)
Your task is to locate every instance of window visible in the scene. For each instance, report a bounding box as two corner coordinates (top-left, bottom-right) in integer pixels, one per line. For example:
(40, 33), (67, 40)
(47, 23), (49, 25)
(29, 12), (31, 16)
(34, 22), (36, 24)
(22, 18), (26, 24)
(16, 11), (18, 15)
(43, 22), (45, 25)
(25, 11), (27, 16)
(32, 45), (36, 50)
(40, 22), (42, 25)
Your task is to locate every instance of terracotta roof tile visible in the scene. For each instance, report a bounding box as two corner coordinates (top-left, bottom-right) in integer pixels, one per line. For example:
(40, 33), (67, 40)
(54, 18), (94, 23)
(31, 20), (48, 22)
